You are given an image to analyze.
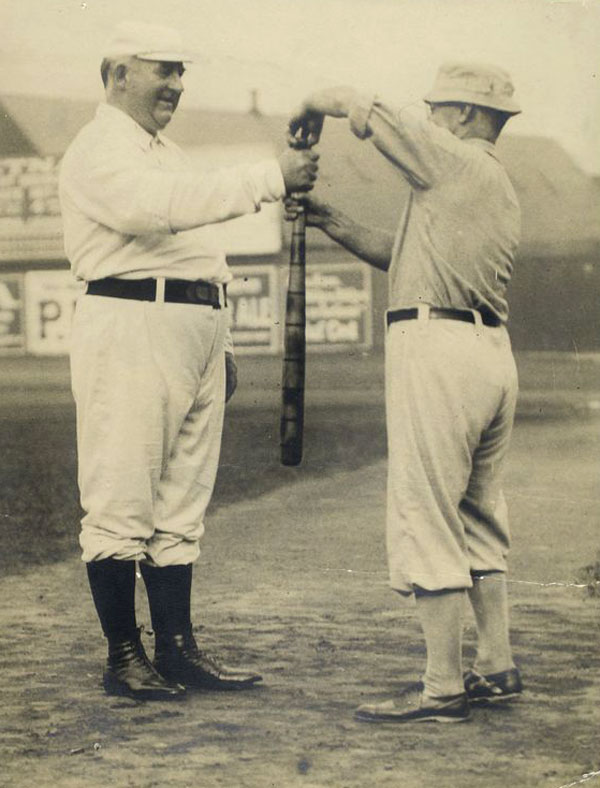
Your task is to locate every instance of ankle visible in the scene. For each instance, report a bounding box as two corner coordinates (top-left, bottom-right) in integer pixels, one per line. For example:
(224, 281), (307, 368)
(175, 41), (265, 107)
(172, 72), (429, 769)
(473, 658), (516, 676)
(423, 667), (464, 698)
(155, 623), (194, 643)
(423, 679), (464, 699)
(140, 562), (193, 635)
(106, 626), (141, 650)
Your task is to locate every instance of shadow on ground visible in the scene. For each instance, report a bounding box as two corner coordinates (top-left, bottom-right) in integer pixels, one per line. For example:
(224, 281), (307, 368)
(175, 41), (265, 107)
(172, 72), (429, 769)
(0, 402), (387, 576)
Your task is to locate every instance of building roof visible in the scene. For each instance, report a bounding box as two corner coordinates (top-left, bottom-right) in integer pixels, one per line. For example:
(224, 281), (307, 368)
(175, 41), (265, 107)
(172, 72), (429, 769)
(1, 93), (599, 260)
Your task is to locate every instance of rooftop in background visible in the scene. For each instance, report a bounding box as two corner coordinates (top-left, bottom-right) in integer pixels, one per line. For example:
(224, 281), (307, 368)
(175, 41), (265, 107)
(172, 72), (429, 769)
(1, 92), (599, 259)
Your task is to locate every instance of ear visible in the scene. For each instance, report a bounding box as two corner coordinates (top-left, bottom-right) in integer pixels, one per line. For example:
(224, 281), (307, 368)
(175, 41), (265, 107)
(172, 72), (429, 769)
(113, 62), (129, 89)
(459, 104), (476, 125)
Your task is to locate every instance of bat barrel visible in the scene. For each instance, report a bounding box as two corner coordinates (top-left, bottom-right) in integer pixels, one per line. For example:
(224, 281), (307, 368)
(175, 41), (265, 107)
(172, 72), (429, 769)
(280, 201), (306, 466)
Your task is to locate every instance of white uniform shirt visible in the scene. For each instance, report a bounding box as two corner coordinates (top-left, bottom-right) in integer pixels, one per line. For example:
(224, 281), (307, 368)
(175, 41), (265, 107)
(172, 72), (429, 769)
(349, 96), (521, 322)
(59, 103), (285, 284)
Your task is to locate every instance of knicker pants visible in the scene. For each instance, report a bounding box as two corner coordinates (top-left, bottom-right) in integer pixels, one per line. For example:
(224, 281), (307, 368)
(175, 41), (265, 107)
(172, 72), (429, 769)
(385, 312), (518, 594)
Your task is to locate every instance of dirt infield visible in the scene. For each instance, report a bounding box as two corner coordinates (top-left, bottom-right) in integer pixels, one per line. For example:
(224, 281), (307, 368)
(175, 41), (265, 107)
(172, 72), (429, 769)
(1, 395), (599, 788)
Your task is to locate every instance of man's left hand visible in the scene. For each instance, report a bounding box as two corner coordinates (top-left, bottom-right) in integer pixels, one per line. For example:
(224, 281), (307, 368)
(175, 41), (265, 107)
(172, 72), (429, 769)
(225, 352), (238, 403)
(288, 87), (358, 147)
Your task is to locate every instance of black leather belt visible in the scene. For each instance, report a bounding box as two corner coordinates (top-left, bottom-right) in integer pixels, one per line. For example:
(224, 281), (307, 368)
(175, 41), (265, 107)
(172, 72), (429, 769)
(387, 306), (501, 328)
(86, 277), (226, 309)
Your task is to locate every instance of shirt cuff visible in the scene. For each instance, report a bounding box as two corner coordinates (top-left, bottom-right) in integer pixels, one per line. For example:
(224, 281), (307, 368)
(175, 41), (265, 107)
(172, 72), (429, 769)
(249, 159), (286, 203)
(264, 158), (286, 200)
(349, 93), (377, 139)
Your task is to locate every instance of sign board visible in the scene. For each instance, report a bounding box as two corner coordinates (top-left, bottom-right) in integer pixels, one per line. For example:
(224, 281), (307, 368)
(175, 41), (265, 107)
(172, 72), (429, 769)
(0, 273), (25, 353)
(0, 156), (64, 261)
(186, 145), (281, 255)
(12, 262), (371, 357)
(227, 264), (280, 354)
(302, 262), (372, 351)
(0, 156), (60, 220)
(24, 270), (84, 356)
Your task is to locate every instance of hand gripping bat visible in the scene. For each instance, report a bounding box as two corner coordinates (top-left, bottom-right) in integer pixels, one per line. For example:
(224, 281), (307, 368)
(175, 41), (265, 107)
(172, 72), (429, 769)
(280, 150), (310, 466)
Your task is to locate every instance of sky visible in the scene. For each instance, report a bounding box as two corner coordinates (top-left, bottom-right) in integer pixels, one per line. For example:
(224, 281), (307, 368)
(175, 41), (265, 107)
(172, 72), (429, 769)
(1, 0), (599, 173)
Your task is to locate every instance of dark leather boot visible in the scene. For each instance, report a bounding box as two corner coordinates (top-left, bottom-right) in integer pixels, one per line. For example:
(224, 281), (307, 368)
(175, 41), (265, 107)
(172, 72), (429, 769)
(104, 629), (186, 701)
(154, 626), (262, 691)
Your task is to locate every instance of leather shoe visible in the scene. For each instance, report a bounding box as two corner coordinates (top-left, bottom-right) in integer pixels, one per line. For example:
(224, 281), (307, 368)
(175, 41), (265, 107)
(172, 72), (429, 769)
(104, 628), (186, 701)
(355, 683), (470, 724)
(464, 667), (523, 704)
(154, 627), (262, 691)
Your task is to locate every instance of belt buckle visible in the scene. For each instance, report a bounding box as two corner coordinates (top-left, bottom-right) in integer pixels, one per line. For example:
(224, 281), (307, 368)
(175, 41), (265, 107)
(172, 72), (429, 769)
(184, 281), (206, 304)
(194, 282), (208, 303)
(186, 280), (221, 308)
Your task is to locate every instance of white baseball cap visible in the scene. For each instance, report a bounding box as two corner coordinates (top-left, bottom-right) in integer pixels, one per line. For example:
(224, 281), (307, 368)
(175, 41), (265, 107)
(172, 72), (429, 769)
(424, 62), (521, 115)
(103, 20), (194, 62)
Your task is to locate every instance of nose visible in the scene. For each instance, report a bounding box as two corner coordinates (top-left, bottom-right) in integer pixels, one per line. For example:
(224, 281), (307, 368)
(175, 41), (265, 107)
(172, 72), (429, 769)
(169, 72), (184, 94)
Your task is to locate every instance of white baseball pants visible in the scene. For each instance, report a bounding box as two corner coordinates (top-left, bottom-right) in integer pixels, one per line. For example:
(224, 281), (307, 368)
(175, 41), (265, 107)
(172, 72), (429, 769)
(70, 293), (228, 566)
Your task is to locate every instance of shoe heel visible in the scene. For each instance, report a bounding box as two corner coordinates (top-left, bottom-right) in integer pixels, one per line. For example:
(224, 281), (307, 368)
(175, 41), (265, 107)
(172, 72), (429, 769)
(103, 671), (128, 697)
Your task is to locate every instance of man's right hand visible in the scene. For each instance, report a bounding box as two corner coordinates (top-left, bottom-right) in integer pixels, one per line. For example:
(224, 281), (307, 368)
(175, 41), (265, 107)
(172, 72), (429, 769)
(278, 148), (319, 194)
(284, 194), (333, 230)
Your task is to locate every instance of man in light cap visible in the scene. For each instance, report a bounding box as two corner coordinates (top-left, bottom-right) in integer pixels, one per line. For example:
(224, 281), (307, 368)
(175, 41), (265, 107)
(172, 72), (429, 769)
(286, 62), (523, 723)
(59, 20), (318, 701)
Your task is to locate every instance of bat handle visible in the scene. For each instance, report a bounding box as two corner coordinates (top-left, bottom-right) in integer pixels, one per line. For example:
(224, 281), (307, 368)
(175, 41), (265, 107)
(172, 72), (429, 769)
(280, 198), (306, 466)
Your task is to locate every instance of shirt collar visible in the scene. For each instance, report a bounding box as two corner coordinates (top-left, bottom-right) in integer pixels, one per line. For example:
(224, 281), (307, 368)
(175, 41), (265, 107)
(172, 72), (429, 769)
(95, 103), (165, 149)
(465, 137), (499, 161)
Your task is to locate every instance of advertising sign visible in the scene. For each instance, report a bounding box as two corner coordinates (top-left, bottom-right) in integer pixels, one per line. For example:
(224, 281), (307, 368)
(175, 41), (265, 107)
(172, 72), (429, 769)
(0, 274), (25, 353)
(24, 270), (84, 356)
(227, 265), (279, 354)
(303, 262), (372, 351)
(228, 260), (372, 355)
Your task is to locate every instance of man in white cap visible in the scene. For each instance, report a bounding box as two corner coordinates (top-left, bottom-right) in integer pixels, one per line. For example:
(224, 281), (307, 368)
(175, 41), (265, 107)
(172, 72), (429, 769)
(59, 20), (319, 701)
(287, 62), (523, 723)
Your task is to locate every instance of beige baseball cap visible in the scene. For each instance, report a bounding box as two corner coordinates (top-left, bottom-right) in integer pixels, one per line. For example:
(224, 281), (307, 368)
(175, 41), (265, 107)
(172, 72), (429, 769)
(424, 62), (521, 114)
(103, 20), (193, 62)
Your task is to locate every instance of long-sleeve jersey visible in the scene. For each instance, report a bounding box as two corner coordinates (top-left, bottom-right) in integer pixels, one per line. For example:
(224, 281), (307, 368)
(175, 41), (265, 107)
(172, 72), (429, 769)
(59, 103), (285, 284)
(349, 96), (521, 322)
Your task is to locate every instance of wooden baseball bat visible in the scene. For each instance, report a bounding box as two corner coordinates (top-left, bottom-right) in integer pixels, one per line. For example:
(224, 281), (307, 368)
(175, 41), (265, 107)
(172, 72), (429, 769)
(280, 195), (307, 466)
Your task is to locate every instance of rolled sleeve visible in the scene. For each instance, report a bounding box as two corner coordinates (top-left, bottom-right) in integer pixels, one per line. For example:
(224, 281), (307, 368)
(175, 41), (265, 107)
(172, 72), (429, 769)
(349, 93), (377, 140)
(347, 96), (461, 190)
